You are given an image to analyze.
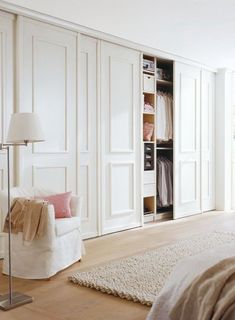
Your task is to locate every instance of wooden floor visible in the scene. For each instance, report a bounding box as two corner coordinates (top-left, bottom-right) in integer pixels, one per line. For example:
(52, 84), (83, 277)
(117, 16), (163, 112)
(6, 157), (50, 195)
(0, 211), (235, 320)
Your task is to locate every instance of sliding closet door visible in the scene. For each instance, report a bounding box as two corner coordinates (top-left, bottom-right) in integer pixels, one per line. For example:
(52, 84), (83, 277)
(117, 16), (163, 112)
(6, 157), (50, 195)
(17, 17), (78, 193)
(0, 11), (15, 258)
(201, 70), (215, 211)
(100, 41), (141, 234)
(0, 11), (14, 189)
(79, 35), (98, 238)
(174, 62), (201, 218)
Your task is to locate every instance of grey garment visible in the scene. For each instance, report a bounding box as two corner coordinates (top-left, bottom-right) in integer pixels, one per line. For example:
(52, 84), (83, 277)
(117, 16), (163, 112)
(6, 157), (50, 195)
(157, 157), (173, 207)
(157, 159), (168, 207)
(165, 159), (173, 205)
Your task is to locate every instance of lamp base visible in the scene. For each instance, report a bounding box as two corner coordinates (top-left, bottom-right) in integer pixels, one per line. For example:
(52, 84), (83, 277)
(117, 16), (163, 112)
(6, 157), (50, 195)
(0, 292), (33, 310)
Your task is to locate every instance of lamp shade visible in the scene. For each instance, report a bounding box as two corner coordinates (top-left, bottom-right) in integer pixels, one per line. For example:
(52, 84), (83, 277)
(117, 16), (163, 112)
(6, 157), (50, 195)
(7, 113), (45, 143)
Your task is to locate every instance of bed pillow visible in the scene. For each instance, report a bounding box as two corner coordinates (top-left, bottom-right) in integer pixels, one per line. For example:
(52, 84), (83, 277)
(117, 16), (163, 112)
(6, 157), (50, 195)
(38, 192), (72, 218)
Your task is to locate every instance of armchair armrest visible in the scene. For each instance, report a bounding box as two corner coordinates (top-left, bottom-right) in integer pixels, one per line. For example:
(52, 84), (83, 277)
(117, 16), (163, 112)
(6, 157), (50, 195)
(70, 195), (83, 217)
(37, 203), (55, 250)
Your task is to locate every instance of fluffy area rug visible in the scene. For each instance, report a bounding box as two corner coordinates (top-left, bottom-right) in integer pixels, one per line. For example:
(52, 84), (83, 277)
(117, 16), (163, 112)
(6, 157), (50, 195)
(69, 231), (235, 306)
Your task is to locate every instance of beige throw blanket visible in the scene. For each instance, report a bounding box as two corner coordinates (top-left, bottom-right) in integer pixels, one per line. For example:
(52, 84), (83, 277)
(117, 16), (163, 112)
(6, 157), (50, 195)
(170, 257), (235, 320)
(3, 198), (48, 242)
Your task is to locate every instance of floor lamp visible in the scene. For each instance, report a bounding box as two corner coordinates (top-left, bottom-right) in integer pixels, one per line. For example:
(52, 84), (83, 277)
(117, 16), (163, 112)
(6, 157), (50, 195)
(0, 113), (44, 311)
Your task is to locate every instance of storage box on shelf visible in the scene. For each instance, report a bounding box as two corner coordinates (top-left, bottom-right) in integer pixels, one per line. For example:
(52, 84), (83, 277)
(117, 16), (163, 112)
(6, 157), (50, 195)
(144, 143), (154, 171)
(143, 74), (155, 93)
(143, 56), (155, 74)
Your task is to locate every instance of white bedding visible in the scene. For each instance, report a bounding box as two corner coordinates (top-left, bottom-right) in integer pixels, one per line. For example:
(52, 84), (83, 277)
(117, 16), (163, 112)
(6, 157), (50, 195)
(147, 242), (235, 320)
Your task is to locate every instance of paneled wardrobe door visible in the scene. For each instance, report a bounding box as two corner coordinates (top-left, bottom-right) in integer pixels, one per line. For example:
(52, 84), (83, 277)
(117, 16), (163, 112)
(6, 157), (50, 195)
(174, 62), (201, 218)
(0, 11), (15, 258)
(79, 35), (98, 239)
(201, 70), (215, 211)
(17, 17), (78, 193)
(100, 41), (141, 234)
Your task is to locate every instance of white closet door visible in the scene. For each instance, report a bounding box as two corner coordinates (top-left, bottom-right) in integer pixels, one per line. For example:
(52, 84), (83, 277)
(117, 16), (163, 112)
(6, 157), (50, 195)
(174, 62), (201, 218)
(201, 70), (215, 211)
(0, 11), (14, 258)
(0, 12), (14, 190)
(79, 35), (98, 239)
(100, 41), (141, 234)
(17, 17), (78, 193)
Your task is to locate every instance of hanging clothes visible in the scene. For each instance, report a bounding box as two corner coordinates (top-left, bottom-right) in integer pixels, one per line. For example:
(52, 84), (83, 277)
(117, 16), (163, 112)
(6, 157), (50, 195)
(157, 156), (173, 208)
(156, 92), (173, 142)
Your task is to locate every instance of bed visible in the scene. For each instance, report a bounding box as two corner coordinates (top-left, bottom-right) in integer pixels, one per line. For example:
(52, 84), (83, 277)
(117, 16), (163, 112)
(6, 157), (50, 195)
(147, 243), (235, 320)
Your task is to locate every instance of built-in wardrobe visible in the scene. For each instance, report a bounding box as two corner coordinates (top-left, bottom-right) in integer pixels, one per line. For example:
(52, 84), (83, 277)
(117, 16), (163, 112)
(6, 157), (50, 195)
(0, 10), (215, 244)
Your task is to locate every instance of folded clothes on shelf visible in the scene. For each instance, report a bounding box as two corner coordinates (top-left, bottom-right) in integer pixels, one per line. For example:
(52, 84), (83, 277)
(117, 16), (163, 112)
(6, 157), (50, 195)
(144, 102), (155, 113)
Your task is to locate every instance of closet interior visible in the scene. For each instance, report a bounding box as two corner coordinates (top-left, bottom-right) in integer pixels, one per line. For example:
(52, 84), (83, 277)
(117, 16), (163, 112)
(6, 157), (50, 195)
(142, 55), (174, 223)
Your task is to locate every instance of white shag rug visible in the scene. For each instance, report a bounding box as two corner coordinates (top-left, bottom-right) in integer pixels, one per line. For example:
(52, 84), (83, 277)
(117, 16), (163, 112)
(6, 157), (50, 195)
(69, 231), (235, 306)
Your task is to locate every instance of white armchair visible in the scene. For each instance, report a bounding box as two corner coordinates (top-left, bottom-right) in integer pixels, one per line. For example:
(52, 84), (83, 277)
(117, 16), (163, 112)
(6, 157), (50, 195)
(0, 187), (84, 279)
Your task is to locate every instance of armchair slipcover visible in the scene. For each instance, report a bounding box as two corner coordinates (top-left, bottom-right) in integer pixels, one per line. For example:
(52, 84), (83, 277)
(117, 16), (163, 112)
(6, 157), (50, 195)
(0, 187), (84, 279)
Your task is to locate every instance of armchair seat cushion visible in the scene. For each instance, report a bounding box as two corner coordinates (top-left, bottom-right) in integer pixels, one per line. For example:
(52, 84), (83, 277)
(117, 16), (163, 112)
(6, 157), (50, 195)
(55, 216), (81, 237)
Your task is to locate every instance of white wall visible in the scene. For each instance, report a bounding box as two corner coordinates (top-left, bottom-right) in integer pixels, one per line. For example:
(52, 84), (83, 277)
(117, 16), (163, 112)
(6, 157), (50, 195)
(215, 69), (233, 211)
(2, 0), (235, 70)
(231, 72), (235, 210)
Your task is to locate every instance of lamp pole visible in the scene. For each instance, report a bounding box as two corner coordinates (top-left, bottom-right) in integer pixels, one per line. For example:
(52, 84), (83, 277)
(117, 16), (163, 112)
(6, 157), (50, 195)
(0, 112), (44, 310)
(0, 141), (33, 311)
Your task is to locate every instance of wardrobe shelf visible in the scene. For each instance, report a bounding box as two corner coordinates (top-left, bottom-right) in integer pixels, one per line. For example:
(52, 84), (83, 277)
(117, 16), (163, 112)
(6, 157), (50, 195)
(144, 211), (155, 215)
(157, 79), (173, 86)
(143, 69), (155, 75)
(143, 112), (155, 115)
(156, 147), (173, 150)
(155, 212), (173, 220)
(143, 141), (155, 143)
(143, 91), (155, 95)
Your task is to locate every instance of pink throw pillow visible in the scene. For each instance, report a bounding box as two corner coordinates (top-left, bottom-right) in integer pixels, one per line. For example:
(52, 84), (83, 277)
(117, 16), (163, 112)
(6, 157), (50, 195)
(39, 192), (72, 218)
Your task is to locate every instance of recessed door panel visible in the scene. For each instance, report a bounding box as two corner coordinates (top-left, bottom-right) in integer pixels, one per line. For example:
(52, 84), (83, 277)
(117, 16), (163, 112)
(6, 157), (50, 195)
(17, 17), (77, 194)
(33, 166), (67, 193)
(180, 161), (197, 204)
(33, 39), (67, 153)
(180, 76), (197, 152)
(109, 58), (134, 152)
(110, 163), (134, 216)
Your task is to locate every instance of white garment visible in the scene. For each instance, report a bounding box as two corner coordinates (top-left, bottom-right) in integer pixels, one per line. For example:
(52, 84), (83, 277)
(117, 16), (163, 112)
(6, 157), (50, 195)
(156, 93), (173, 142)
(156, 95), (167, 140)
(166, 95), (173, 140)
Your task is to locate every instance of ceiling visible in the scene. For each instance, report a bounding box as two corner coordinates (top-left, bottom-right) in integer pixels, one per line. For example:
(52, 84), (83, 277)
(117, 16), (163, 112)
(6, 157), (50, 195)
(3, 0), (235, 70)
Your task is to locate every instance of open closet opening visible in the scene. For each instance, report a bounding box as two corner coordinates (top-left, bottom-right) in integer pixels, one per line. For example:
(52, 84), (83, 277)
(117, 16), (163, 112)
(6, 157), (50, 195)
(156, 59), (173, 218)
(142, 55), (174, 224)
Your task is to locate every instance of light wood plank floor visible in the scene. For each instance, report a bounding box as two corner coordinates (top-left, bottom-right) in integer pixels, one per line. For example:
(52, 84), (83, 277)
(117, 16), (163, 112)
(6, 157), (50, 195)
(0, 211), (235, 320)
